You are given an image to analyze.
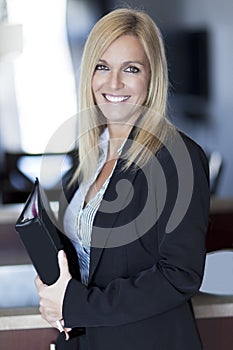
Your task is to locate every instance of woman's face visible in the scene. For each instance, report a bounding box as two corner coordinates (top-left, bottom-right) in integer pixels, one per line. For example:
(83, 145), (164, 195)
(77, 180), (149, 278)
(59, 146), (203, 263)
(92, 34), (150, 125)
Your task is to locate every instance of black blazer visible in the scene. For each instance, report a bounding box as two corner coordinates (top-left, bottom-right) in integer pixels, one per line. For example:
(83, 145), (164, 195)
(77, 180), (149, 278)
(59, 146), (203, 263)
(56, 129), (210, 350)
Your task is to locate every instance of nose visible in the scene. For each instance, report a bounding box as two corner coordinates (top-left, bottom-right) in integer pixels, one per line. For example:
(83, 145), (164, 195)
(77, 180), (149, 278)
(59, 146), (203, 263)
(108, 70), (124, 90)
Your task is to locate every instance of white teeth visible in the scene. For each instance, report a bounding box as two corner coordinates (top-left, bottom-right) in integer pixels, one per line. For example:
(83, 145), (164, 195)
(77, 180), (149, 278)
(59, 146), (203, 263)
(104, 94), (129, 103)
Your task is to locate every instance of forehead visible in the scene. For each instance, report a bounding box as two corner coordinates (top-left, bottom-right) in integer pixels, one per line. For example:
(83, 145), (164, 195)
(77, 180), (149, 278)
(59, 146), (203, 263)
(100, 34), (148, 64)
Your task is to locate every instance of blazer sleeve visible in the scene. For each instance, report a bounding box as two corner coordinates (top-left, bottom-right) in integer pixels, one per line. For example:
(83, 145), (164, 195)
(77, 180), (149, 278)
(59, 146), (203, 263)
(62, 136), (210, 328)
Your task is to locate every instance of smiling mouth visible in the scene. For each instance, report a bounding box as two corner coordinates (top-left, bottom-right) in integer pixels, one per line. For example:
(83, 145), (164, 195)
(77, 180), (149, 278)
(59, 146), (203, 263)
(102, 93), (130, 103)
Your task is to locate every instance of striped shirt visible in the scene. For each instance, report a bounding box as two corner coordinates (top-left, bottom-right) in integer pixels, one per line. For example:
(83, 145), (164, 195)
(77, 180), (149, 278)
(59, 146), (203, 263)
(63, 128), (125, 286)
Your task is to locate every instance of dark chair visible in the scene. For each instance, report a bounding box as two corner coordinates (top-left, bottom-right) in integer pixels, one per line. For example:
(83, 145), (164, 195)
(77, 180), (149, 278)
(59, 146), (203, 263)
(208, 151), (223, 195)
(0, 151), (75, 204)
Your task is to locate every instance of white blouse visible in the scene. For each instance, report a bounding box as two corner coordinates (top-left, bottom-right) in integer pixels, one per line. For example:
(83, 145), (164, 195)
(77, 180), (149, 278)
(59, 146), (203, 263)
(63, 128), (125, 286)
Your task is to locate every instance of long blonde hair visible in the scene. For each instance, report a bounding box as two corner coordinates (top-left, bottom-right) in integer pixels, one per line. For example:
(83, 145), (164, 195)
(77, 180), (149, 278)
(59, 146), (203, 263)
(72, 8), (173, 183)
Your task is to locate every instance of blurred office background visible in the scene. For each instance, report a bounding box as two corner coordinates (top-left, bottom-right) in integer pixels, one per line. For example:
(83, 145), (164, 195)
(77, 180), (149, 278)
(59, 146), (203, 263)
(0, 0), (232, 202)
(0, 1), (233, 349)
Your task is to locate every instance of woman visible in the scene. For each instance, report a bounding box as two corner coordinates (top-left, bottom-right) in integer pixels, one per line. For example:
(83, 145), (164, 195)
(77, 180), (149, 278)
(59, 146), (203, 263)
(35, 8), (210, 349)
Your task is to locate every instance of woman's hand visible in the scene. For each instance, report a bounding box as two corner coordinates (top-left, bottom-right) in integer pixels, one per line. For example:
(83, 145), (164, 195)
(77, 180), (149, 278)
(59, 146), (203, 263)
(35, 250), (72, 331)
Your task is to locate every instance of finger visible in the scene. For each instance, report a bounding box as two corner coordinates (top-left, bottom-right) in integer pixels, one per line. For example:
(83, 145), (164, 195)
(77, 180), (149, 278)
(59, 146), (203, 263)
(40, 307), (61, 323)
(60, 319), (72, 333)
(56, 320), (65, 333)
(55, 320), (70, 340)
(35, 275), (44, 289)
(64, 327), (72, 333)
(57, 250), (70, 278)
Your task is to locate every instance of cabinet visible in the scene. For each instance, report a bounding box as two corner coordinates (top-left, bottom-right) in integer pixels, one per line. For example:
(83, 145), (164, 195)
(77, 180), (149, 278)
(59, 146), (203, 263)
(0, 328), (57, 350)
(197, 317), (233, 350)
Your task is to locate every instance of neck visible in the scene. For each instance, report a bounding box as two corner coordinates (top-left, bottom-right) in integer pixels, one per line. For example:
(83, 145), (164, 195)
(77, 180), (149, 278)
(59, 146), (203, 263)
(106, 110), (142, 139)
(107, 122), (132, 139)
(106, 123), (132, 161)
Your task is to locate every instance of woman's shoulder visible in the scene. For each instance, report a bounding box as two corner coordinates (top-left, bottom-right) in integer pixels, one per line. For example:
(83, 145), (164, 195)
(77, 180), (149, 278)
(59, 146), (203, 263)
(178, 130), (207, 158)
(156, 127), (209, 174)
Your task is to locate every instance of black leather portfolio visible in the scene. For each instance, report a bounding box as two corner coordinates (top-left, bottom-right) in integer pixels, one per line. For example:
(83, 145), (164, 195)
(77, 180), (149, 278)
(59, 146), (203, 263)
(15, 178), (64, 285)
(15, 178), (83, 341)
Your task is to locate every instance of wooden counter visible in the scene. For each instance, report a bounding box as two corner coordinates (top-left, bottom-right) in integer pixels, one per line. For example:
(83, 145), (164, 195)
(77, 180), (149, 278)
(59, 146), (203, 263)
(0, 292), (232, 332)
(192, 292), (233, 319)
(0, 293), (233, 350)
(0, 307), (47, 331)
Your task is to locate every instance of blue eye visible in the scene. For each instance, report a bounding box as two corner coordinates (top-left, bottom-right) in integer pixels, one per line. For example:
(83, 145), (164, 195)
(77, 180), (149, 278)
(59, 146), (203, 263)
(95, 64), (109, 71)
(125, 66), (140, 73)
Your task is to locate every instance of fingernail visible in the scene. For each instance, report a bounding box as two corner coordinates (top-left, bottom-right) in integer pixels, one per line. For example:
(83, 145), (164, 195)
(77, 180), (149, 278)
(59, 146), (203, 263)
(58, 250), (65, 258)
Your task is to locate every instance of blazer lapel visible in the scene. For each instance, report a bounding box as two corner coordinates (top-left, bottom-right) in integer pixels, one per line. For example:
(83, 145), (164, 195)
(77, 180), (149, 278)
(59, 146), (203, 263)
(88, 147), (139, 284)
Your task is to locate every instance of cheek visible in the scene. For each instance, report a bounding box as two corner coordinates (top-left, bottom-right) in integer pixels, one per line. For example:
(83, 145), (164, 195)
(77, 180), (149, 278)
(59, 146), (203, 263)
(91, 76), (97, 94)
(135, 79), (149, 100)
(91, 78), (100, 103)
(92, 73), (105, 92)
(142, 75), (150, 100)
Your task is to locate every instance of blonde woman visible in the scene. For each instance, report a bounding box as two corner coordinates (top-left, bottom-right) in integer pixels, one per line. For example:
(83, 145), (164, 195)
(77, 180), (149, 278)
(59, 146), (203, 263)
(36, 8), (210, 350)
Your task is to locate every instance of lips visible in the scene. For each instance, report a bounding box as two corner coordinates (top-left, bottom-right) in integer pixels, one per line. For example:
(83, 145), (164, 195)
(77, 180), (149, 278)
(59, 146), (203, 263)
(102, 93), (130, 103)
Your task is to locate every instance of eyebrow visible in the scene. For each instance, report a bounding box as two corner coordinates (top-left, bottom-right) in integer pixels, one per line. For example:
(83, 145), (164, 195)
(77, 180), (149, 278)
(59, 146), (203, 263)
(97, 59), (145, 67)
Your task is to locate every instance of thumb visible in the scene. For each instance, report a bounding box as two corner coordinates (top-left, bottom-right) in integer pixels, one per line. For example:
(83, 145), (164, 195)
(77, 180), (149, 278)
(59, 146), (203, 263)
(58, 250), (70, 278)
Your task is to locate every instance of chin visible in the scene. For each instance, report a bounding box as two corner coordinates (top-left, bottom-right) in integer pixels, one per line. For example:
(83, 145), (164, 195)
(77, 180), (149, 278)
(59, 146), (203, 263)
(99, 103), (142, 125)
